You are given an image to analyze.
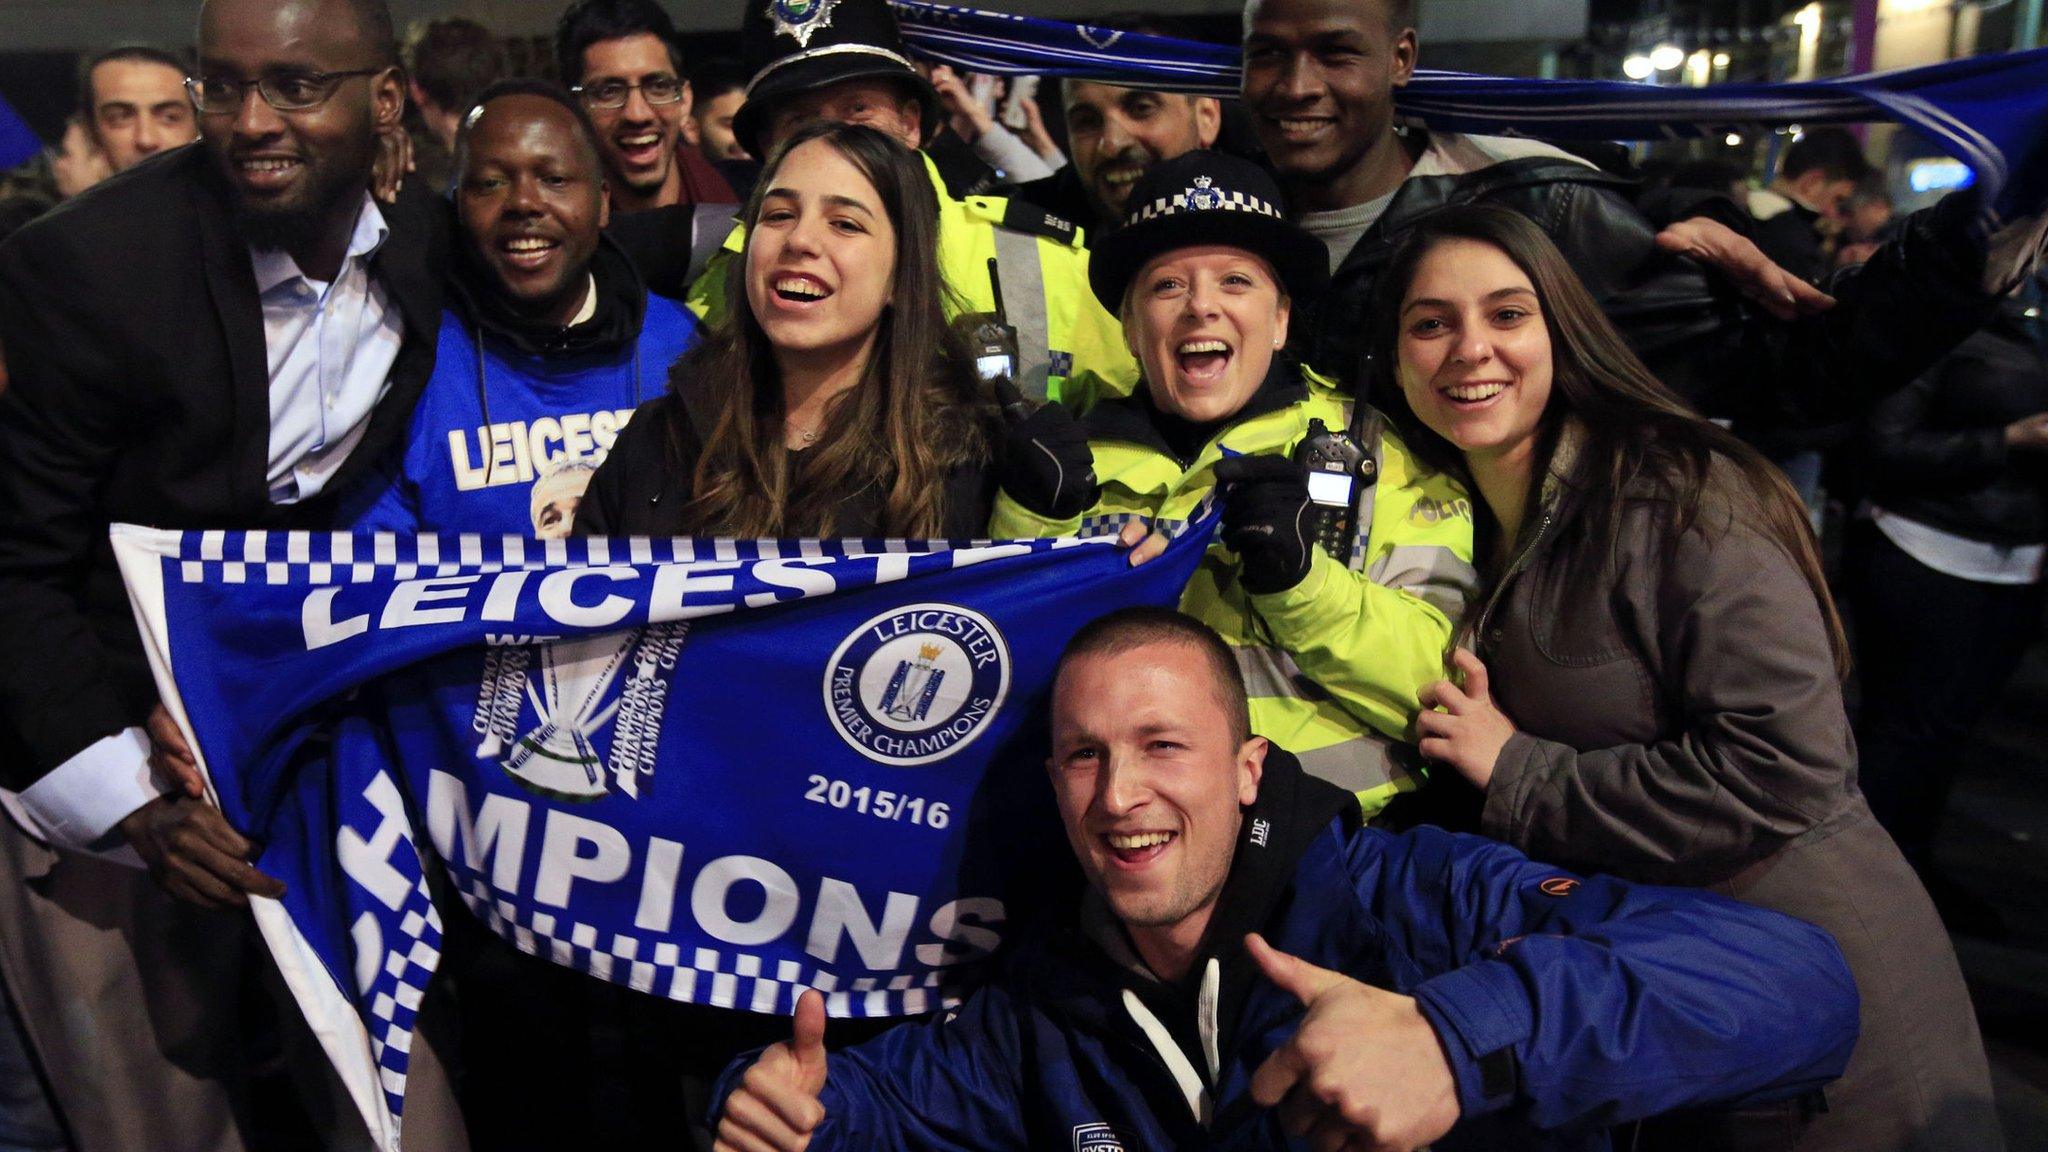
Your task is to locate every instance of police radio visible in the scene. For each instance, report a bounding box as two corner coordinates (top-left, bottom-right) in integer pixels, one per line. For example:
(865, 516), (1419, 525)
(1294, 418), (1372, 560)
(966, 257), (1029, 420)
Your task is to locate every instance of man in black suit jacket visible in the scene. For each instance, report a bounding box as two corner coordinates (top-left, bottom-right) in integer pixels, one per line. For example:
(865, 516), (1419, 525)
(0, 0), (443, 879)
(0, 0), (462, 1146)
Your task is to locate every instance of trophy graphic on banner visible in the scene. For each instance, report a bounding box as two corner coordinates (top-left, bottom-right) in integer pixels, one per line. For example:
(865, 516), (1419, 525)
(501, 632), (635, 800)
(472, 623), (690, 801)
(879, 642), (947, 723)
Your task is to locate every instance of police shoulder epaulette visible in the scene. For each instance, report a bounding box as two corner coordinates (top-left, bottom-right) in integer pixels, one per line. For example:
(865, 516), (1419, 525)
(982, 197), (1082, 246)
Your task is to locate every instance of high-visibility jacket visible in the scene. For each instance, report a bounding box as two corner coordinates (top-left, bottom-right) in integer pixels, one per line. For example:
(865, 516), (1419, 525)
(991, 369), (1478, 813)
(686, 152), (1136, 412)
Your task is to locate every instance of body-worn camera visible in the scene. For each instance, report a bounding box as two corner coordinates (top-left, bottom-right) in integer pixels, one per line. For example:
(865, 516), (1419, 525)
(1294, 418), (1372, 560)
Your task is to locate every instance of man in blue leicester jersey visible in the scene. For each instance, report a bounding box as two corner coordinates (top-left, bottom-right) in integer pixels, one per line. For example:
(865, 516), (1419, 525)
(344, 79), (698, 536)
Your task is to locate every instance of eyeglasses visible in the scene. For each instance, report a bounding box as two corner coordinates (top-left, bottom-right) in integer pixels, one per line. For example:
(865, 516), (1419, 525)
(184, 69), (384, 115)
(572, 76), (686, 110)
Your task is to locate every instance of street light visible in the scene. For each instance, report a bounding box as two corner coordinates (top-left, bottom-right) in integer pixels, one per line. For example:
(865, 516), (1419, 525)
(1713, 52), (1732, 67)
(1650, 43), (1686, 70)
(1623, 54), (1655, 79)
(1725, 132), (1743, 146)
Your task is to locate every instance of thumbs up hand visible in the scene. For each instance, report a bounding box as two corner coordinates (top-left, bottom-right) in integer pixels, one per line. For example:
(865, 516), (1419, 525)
(1245, 933), (1460, 1152)
(715, 989), (831, 1152)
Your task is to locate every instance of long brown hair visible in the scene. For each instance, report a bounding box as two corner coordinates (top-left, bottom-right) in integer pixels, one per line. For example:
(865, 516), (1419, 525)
(1365, 205), (1848, 674)
(664, 121), (987, 537)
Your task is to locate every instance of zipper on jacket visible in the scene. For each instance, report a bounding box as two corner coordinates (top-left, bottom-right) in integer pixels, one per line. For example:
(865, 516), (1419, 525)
(1470, 502), (1555, 655)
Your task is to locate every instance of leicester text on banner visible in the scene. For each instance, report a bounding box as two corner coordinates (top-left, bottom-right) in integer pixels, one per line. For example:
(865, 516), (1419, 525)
(110, 517), (1215, 1150)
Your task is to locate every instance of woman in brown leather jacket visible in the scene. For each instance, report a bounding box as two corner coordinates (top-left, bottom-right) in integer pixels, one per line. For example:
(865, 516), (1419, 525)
(1366, 205), (1997, 1152)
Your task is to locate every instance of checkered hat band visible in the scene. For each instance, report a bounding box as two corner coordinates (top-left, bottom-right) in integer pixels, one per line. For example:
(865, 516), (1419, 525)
(1129, 189), (1285, 227)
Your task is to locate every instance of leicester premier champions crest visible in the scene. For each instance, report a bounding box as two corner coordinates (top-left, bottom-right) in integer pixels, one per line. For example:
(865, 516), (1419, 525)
(825, 604), (1010, 766)
(471, 624), (690, 801)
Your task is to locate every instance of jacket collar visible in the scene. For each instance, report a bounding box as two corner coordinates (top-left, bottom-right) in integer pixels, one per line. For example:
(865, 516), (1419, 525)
(1335, 132), (1631, 282)
(1081, 356), (1308, 465)
(190, 154), (273, 514)
(247, 193), (389, 293)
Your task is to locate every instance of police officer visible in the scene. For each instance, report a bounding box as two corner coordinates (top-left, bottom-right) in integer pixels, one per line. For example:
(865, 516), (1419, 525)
(992, 152), (1476, 813)
(689, 0), (1136, 410)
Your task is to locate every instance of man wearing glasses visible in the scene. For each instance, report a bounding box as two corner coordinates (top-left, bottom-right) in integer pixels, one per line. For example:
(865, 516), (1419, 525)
(555, 0), (737, 217)
(0, 0), (461, 1147)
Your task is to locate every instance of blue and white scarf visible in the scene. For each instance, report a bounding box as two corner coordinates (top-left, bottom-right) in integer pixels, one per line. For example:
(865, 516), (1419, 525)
(112, 516), (1215, 1149)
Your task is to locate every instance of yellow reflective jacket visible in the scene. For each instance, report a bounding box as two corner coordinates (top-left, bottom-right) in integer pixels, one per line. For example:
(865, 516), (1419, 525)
(991, 369), (1477, 814)
(686, 152), (1136, 412)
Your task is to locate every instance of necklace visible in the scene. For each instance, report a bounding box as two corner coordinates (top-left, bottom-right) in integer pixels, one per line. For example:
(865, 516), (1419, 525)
(786, 416), (821, 446)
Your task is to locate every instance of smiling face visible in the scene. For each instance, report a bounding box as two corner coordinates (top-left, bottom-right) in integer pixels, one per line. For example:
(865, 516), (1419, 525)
(196, 0), (400, 244)
(576, 33), (690, 204)
(1127, 245), (1289, 424)
(88, 58), (198, 172)
(1063, 81), (1219, 222)
(1241, 0), (1413, 193)
(457, 94), (608, 326)
(745, 136), (898, 362)
(1050, 640), (1264, 965)
(1396, 237), (1555, 471)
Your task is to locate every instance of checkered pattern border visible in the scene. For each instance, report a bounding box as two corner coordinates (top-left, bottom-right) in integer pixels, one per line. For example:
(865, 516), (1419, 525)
(1074, 494), (1220, 543)
(365, 870), (444, 1124)
(167, 530), (1064, 586)
(1128, 186), (1285, 226)
(453, 878), (964, 1019)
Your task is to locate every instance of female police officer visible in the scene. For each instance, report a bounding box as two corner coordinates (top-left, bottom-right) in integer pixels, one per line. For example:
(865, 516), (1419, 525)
(991, 152), (1476, 812)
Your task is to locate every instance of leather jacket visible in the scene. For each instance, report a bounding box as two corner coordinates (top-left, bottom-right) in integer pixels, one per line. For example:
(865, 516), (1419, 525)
(1863, 292), (2048, 547)
(1299, 132), (1998, 430)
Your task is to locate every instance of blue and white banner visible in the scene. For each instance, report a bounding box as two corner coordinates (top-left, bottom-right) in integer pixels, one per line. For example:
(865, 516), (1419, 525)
(110, 518), (1215, 1150)
(891, 0), (2048, 221)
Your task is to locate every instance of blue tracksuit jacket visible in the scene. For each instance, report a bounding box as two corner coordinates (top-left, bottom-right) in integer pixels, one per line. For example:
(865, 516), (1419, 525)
(713, 753), (1858, 1151)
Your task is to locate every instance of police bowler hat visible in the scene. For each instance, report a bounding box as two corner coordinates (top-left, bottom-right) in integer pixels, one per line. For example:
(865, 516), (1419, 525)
(732, 0), (941, 159)
(1089, 151), (1327, 313)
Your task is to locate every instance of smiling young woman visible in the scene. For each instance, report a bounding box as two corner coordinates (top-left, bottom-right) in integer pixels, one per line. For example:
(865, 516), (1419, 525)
(1369, 204), (1999, 1151)
(577, 121), (995, 539)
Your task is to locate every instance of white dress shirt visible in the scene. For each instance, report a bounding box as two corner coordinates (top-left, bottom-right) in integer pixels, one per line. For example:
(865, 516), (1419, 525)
(10, 195), (407, 851)
(256, 194), (404, 504)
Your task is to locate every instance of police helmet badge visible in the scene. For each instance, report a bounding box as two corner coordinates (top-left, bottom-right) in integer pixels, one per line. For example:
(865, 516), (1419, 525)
(825, 604), (1010, 766)
(768, 0), (841, 47)
(1185, 174), (1223, 211)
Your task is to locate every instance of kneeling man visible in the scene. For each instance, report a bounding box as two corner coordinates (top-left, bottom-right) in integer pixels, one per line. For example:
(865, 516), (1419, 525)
(713, 608), (1859, 1151)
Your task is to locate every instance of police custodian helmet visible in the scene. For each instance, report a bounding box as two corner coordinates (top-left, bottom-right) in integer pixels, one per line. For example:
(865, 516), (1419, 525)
(732, 0), (943, 159)
(1088, 150), (1329, 313)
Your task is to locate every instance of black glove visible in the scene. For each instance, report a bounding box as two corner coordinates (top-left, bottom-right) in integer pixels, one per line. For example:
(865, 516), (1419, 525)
(1214, 454), (1315, 595)
(993, 377), (1097, 519)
